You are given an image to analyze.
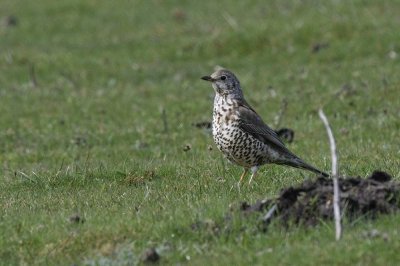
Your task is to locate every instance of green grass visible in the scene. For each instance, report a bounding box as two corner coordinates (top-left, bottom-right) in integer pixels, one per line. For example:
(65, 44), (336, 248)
(1, 0), (400, 265)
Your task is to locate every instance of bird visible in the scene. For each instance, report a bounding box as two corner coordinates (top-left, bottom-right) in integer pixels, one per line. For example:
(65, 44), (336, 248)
(201, 69), (328, 185)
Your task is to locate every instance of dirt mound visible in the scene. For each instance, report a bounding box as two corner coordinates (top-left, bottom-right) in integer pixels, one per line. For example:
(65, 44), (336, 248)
(240, 171), (400, 228)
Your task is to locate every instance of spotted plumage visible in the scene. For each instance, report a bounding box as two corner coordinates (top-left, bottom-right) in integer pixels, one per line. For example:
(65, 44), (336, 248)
(201, 69), (328, 185)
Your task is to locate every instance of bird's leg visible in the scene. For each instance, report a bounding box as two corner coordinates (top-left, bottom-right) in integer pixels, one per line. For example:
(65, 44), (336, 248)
(237, 168), (249, 187)
(248, 166), (259, 185)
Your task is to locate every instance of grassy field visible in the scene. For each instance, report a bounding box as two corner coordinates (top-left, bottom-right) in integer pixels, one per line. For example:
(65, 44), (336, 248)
(1, 0), (400, 265)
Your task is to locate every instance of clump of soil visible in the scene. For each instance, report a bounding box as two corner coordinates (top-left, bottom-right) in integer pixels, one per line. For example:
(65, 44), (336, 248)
(241, 170), (400, 228)
(275, 128), (294, 143)
(141, 247), (160, 263)
(69, 213), (85, 224)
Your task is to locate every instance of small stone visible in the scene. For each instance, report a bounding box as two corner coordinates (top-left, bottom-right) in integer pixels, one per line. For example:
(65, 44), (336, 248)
(388, 50), (397, 59)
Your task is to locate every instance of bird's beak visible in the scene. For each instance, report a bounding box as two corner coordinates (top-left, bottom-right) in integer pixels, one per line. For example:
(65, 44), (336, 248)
(201, 75), (214, 82)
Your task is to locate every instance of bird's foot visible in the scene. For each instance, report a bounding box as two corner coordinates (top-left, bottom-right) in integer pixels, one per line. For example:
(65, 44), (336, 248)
(248, 167), (258, 185)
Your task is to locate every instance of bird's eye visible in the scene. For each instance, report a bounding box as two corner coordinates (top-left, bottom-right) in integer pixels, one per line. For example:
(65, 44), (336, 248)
(220, 75), (227, 81)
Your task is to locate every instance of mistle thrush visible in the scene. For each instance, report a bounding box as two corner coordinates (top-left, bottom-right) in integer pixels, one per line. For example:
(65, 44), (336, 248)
(201, 69), (328, 185)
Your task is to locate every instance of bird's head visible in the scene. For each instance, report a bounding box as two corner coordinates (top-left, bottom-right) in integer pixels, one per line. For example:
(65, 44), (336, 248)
(201, 69), (243, 98)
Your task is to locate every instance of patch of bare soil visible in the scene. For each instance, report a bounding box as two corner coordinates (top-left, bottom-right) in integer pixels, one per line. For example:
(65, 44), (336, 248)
(240, 170), (400, 229)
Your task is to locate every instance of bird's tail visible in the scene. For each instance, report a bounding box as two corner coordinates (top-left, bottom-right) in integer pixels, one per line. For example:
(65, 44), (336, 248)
(278, 157), (329, 177)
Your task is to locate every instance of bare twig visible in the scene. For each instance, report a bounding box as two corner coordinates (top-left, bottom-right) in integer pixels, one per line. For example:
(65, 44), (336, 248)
(60, 71), (80, 89)
(29, 63), (38, 88)
(318, 109), (341, 241)
(222, 12), (239, 30)
(262, 204), (277, 223)
(274, 98), (288, 128)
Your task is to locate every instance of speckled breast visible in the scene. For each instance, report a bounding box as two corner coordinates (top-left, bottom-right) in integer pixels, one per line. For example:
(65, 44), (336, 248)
(212, 96), (268, 168)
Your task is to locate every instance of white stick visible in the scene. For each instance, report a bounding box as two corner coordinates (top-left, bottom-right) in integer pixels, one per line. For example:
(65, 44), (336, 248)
(318, 109), (341, 241)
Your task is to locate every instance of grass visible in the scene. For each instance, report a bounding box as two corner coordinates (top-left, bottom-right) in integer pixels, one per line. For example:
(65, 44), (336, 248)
(1, 0), (400, 264)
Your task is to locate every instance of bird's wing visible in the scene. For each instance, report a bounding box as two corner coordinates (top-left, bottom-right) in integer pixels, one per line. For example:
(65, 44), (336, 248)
(237, 99), (291, 155)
